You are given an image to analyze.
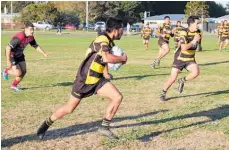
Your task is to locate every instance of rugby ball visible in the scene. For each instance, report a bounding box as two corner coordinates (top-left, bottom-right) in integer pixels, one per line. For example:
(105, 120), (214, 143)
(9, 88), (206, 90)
(108, 46), (124, 71)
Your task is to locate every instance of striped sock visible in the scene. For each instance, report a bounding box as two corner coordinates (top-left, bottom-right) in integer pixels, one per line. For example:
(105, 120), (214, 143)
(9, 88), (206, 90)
(45, 117), (54, 126)
(160, 90), (166, 97)
(181, 77), (186, 82)
(152, 59), (158, 65)
(101, 118), (111, 129)
(159, 56), (163, 60)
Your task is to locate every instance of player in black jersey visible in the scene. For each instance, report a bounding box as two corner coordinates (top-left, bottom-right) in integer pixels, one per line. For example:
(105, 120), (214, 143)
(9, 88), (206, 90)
(150, 16), (174, 69)
(37, 18), (127, 140)
(160, 16), (201, 101)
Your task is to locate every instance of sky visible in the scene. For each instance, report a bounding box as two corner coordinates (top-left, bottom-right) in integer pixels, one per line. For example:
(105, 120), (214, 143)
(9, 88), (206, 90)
(215, 1), (228, 7)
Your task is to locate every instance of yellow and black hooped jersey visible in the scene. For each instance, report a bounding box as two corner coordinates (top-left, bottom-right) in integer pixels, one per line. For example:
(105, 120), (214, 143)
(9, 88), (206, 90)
(222, 24), (229, 37)
(76, 33), (115, 84)
(141, 27), (152, 38)
(157, 23), (173, 41)
(173, 25), (183, 39)
(174, 29), (201, 62)
(197, 29), (203, 38)
(217, 25), (224, 36)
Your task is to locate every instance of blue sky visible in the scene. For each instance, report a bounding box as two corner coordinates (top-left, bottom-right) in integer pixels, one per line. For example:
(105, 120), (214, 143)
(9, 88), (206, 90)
(215, 1), (228, 7)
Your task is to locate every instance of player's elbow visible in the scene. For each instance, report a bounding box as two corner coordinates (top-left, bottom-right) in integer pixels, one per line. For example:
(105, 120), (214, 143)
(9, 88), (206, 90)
(181, 48), (186, 51)
(103, 59), (109, 63)
(102, 56), (109, 63)
(6, 45), (11, 51)
(180, 45), (186, 51)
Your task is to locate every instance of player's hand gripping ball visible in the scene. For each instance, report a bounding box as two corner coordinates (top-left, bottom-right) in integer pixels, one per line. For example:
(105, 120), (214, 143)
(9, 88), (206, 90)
(108, 46), (126, 71)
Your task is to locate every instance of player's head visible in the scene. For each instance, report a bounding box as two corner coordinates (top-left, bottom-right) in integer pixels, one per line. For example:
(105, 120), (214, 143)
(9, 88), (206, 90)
(24, 21), (34, 36)
(177, 21), (181, 26)
(164, 16), (170, 24)
(223, 20), (228, 25)
(187, 16), (199, 32)
(106, 17), (123, 40)
(146, 22), (149, 27)
(220, 20), (224, 25)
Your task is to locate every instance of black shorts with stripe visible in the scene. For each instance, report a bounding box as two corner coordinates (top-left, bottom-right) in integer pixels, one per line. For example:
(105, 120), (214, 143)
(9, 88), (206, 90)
(220, 36), (229, 42)
(11, 54), (25, 65)
(143, 36), (150, 40)
(71, 77), (109, 99)
(158, 37), (169, 47)
(173, 59), (196, 71)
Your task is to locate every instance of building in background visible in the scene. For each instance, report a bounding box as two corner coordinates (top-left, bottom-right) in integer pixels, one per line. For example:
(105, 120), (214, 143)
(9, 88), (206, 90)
(143, 14), (186, 28)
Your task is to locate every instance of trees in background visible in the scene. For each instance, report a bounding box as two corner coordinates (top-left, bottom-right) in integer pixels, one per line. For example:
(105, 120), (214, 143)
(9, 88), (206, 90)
(1, 1), (34, 13)
(19, 2), (58, 23)
(89, 1), (141, 24)
(184, 1), (209, 18)
(3, 1), (228, 25)
(207, 1), (227, 17)
(226, 2), (229, 14)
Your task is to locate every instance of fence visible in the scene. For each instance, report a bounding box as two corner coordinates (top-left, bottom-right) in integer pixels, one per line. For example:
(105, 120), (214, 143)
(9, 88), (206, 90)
(1, 23), (24, 30)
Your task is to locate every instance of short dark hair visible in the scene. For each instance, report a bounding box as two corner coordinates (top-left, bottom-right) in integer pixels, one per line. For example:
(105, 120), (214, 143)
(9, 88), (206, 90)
(177, 21), (181, 24)
(24, 21), (34, 28)
(164, 16), (170, 19)
(187, 16), (199, 26)
(106, 17), (123, 33)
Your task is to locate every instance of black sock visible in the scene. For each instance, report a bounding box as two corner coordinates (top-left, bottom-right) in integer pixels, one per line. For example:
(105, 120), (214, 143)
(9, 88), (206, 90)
(101, 118), (111, 129)
(45, 117), (54, 126)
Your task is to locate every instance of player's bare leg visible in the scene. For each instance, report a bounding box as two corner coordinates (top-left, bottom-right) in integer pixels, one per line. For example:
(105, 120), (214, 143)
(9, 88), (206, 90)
(37, 95), (81, 139)
(151, 43), (170, 69)
(160, 68), (180, 101)
(97, 82), (123, 139)
(178, 63), (199, 93)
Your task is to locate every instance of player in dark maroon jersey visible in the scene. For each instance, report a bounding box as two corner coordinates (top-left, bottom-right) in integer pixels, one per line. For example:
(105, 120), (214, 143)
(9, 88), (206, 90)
(2, 22), (48, 91)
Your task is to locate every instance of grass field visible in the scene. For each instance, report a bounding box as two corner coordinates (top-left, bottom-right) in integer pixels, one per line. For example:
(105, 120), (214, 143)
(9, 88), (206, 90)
(1, 31), (229, 150)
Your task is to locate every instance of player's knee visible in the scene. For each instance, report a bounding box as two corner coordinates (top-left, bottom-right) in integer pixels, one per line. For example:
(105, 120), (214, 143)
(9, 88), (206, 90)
(20, 70), (27, 78)
(192, 69), (200, 77)
(196, 69), (200, 77)
(15, 70), (22, 77)
(113, 93), (123, 104)
(164, 48), (170, 54)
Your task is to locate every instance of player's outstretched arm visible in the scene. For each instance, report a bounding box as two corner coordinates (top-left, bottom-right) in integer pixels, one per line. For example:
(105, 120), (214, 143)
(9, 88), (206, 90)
(35, 46), (48, 57)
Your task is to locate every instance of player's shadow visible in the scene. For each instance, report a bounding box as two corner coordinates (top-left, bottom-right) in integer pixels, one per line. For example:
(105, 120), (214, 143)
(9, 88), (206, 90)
(22, 73), (169, 90)
(1, 109), (168, 148)
(3, 105), (228, 147)
(199, 60), (229, 66)
(137, 104), (229, 142)
(113, 73), (169, 80)
(167, 89), (229, 101)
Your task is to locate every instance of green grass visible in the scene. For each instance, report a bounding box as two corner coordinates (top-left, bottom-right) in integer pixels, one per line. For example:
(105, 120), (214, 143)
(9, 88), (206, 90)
(1, 31), (229, 150)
